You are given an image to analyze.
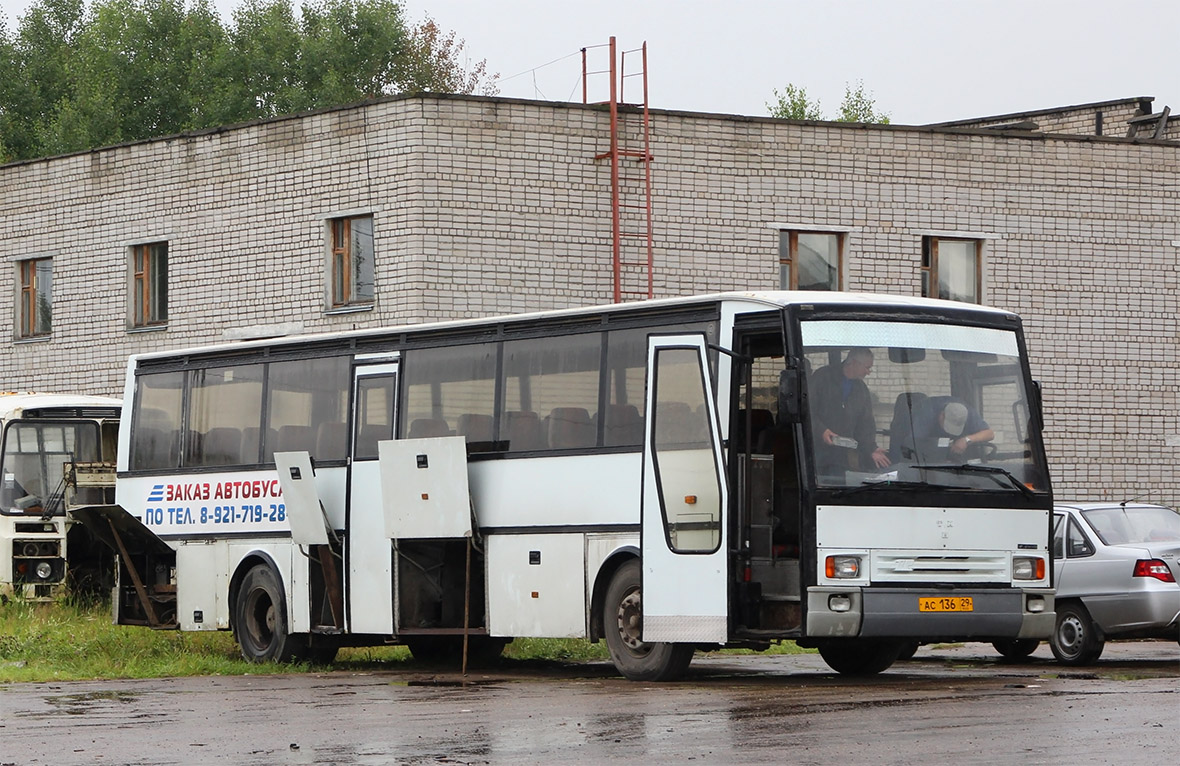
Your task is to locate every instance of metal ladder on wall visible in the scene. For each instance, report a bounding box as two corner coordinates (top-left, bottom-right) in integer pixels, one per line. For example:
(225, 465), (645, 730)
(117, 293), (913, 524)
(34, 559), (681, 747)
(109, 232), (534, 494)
(583, 37), (653, 303)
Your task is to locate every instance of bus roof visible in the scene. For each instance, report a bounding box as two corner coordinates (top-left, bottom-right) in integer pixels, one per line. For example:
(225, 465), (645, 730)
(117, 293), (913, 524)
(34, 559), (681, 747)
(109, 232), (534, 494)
(0, 392), (122, 420)
(129, 290), (1017, 364)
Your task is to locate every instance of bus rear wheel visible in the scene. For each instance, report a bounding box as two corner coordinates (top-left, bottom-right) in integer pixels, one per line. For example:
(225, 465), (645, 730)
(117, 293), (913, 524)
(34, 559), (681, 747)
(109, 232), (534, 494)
(234, 564), (301, 663)
(603, 559), (694, 682)
(817, 639), (902, 675)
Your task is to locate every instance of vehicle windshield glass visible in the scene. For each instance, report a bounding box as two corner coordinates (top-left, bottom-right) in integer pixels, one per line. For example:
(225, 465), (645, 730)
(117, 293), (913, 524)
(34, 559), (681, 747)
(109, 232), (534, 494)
(1080, 505), (1180, 545)
(800, 318), (1047, 492)
(1, 421), (101, 515)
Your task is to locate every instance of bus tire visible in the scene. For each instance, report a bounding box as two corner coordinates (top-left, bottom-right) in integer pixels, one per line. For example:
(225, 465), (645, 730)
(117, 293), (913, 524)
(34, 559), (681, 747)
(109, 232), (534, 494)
(991, 639), (1039, 660)
(895, 640), (922, 660)
(817, 639), (902, 675)
(234, 563), (300, 663)
(1050, 601), (1104, 666)
(603, 559), (694, 682)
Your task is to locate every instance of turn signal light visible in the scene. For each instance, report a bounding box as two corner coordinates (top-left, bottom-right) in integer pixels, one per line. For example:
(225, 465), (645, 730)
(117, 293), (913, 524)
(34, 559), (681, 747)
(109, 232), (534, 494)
(1013, 556), (1046, 581)
(1132, 559), (1176, 583)
(825, 555), (861, 579)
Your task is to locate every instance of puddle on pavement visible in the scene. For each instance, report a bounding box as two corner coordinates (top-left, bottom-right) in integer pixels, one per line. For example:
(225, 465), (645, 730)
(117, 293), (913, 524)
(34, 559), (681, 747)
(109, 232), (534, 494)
(43, 690), (143, 715)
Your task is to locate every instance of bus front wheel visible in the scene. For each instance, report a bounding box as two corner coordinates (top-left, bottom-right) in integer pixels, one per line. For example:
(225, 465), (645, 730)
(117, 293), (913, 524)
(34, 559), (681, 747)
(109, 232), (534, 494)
(234, 564), (301, 663)
(817, 639), (902, 675)
(992, 639), (1039, 660)
(603, 559), (694, 682)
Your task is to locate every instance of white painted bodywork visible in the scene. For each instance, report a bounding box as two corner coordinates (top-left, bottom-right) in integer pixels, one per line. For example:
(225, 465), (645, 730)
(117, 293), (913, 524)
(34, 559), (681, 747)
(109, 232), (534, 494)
(641, 335), (729, 643)
(815, 504), (1051, 587)
(467, 452), (641, 528)
(379, 436), (472, 540)
(275, 452), (330, 546)
(486, 533), (586, 637)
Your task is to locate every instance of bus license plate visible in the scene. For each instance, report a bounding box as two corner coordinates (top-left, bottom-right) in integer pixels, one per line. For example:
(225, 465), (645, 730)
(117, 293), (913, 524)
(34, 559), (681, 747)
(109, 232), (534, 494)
(918, 596), (973, 612)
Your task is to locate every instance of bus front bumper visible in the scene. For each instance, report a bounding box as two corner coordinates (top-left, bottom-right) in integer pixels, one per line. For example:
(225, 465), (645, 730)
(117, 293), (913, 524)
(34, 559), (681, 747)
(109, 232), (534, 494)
(806, 586), (1055, 640)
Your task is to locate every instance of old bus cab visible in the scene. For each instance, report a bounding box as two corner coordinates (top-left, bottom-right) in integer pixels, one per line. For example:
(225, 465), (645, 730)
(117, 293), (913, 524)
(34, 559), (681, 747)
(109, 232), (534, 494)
(0, 393), (120, 601)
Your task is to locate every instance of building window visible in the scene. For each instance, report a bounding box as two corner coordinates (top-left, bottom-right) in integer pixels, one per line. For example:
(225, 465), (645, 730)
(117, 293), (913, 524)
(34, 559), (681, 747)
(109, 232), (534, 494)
(330, 215), (375, 307)
(132, 242), (168, 327)
(17, 258), (52, 338)
(779, 231), (843, 291)
(922, 237), (981, 303)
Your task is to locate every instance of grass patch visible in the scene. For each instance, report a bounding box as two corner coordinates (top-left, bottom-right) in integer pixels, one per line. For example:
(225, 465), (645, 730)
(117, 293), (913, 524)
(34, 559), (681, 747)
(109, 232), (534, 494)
(0, 599), (305, 683)
(1, 599), (811, 683)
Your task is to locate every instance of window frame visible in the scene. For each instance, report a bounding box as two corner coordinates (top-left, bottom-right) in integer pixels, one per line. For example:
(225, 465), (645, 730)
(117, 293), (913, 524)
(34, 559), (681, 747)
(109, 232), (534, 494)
(17, 257), (52, 339)
(922, 236), (983, 304)
(131, 242), (169, 328)
(328, 214), (376, 309)
(778, 230), (845, 291)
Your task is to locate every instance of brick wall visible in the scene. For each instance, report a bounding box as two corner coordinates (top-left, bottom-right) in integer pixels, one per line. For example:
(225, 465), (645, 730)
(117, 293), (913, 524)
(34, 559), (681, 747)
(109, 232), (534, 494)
(0, 94), (1176, 505)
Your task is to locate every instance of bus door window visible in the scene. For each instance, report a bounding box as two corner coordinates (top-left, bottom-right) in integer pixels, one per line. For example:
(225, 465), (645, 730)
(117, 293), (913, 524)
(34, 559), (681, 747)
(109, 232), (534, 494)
(354, 374), (397, 461)
(651, 347), (721, 553)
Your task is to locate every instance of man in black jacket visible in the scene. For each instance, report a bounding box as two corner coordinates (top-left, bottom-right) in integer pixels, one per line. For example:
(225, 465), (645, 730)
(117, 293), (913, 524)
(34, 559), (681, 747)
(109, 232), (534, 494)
(810, 348), (890, 475)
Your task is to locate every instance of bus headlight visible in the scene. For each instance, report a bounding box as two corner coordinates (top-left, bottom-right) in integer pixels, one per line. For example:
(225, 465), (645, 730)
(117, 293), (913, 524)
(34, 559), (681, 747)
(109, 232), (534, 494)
(825, 555), (861, 579)
(35, 561), (53, 580)
(1012, 556), (1045, 581)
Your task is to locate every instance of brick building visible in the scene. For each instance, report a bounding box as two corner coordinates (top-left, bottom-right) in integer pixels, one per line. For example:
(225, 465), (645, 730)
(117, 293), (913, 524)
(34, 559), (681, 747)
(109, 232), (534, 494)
(1, 93), (1176, 505)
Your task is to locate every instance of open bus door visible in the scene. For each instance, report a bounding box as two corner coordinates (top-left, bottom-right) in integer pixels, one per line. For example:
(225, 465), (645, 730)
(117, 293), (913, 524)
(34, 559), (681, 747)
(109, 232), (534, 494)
(640, 334), (729, 644)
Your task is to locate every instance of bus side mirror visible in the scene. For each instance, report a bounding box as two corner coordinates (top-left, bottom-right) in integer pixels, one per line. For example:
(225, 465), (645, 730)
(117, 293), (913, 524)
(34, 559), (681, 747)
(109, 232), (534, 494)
(778, 369), (801, 423)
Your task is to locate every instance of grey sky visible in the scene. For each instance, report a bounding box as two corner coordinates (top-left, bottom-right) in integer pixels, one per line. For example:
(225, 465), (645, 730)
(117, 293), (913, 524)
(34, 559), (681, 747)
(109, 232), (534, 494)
(2, 0), (1176, 125)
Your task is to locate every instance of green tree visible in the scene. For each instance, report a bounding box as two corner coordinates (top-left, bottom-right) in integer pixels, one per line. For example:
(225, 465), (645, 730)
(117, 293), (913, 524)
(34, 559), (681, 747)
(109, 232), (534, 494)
(42, 0), (230, 154)
(2, 0), (88, 160)
(767, 80), (890, 124)
(766, 84), (823, 121)
(0, 0), (499, 162)
(837, 80), (890, 124)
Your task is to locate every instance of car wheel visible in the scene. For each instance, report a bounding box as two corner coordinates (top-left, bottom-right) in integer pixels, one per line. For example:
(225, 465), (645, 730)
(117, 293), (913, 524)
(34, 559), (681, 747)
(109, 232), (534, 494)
(1050, 602), (1104, 666)
(992, 639), (1039, 660)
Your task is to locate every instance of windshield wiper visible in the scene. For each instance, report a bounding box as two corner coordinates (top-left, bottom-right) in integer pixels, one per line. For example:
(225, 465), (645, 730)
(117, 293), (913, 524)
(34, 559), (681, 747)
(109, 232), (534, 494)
(916, 463), (1036, 499)
(832, 479), (943, 499)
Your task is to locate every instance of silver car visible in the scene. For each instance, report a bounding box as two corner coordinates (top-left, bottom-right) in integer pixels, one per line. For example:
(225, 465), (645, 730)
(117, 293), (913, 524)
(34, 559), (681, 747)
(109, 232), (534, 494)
(1051, 502), (1180, 664)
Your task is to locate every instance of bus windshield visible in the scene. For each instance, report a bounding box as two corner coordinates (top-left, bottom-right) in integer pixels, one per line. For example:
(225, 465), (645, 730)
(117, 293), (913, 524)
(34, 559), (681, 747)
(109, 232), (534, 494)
(800, 318), (1047, 493)
(1, 421), (102, 515)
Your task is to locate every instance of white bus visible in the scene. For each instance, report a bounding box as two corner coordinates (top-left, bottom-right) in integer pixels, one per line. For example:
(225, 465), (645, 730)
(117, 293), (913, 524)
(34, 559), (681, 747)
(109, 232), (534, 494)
(0, 393), (120, 601)
(79, 292), (1054, 677)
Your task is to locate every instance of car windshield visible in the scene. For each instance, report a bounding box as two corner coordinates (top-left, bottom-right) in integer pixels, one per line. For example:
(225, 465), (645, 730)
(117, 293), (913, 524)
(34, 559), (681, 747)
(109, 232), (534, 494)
(1080, 505), (1180, 545)
(800, 318), (1048, 492)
